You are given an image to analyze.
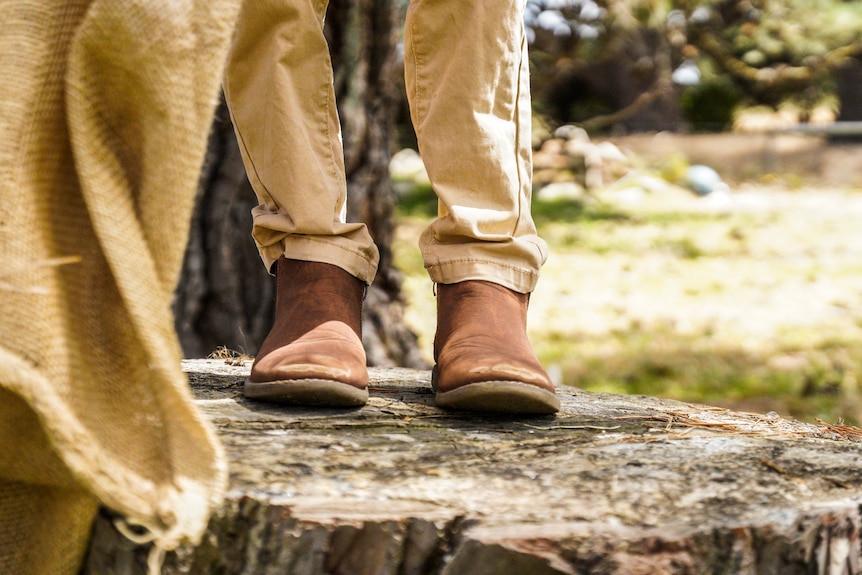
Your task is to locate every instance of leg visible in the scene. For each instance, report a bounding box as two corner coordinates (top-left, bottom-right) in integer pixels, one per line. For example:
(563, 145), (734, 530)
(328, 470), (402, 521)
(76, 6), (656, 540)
(405, 0), (558, 414)
(224, 0), (376, 406)
(224, 0), (379, 280)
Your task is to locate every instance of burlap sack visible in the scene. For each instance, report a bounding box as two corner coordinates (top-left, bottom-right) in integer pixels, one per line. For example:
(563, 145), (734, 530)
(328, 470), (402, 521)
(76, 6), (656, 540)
(0, 1), (240, 573)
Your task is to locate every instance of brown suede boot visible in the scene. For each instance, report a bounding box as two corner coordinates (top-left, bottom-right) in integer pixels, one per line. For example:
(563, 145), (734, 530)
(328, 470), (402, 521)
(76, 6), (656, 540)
(433, 281), (560, 415)
(245, 258), (368, 407)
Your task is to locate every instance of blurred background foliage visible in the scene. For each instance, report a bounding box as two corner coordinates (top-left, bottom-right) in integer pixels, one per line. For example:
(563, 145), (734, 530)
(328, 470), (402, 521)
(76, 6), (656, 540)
(522, 0), (862, 133)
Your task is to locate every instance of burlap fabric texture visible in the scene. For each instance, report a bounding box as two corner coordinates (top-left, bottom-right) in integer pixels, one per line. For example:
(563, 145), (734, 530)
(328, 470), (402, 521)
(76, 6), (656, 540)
(0, 1), (241, 573)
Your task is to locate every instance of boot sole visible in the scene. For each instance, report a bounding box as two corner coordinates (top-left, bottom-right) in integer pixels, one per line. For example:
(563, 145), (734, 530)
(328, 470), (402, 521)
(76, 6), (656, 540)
(244, 378), (368, 408)
(435, 380), (561, 415)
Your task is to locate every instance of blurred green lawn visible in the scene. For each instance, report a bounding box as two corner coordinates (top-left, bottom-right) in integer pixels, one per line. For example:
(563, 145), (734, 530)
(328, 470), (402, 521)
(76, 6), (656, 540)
(394, 181), (862, 425)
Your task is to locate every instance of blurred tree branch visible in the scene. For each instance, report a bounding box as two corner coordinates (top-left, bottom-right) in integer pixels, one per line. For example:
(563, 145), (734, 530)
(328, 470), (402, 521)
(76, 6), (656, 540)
(526, 0), (862, 131)
(694, 28), (862, 99)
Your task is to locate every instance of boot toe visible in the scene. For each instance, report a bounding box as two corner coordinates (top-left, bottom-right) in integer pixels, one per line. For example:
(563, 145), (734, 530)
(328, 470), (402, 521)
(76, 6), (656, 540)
(434, 379), (560, 415)
(244, 377), (368, 407)
(432, 360), (559, 415)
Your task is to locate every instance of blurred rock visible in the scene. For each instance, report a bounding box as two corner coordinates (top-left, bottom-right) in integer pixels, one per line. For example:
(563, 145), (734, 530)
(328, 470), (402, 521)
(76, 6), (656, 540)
(701, 182), (733, 212)
(532, 168), (563, 188)
(554, 124), (590, 142)
(596, 141), (628, 164)
(534, 138), (572, 170)
(618, 172), (679, 195)
(390, 148), (429, 183)
(564, 137), (594, 158)
(533, 127), (638, 195)
(603, 186), (647, 205)
(540, 137), (566, 155)
(389, 148), (430, 196)
(538, 181), (586, 201)
(602, 170), (689, 205)
(684, 164), (723, 195)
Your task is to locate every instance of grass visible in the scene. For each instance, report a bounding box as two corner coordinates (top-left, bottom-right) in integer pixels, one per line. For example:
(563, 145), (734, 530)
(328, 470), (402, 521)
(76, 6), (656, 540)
(394, 180), (862, 425)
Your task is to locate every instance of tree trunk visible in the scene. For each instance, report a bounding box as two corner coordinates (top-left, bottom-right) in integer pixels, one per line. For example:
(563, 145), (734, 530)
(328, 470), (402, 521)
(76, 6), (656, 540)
(84, 360), (862, 574)
(172, 1), (425, 367)
(172, 102), (273, 359)
(836, 57), (862, 135)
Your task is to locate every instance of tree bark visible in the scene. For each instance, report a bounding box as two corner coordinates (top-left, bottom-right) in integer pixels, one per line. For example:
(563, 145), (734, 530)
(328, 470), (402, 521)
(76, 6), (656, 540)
(172, 1), (425, 367)
(172, 102), (272, 359)
(84, 360), (862, 574)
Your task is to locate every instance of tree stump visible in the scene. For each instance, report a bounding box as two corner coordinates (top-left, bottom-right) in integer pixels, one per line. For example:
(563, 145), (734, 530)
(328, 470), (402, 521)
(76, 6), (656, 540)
(84, 360), (862, 574)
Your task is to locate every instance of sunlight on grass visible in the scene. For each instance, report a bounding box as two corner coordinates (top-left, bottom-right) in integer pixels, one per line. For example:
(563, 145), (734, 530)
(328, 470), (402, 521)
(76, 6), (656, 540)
(394, 182), (862, 425)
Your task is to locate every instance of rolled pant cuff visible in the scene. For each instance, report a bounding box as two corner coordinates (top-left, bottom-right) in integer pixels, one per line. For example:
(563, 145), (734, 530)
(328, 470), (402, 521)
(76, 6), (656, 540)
(259, 237), (379, 285)
(425, 259), (539, 294)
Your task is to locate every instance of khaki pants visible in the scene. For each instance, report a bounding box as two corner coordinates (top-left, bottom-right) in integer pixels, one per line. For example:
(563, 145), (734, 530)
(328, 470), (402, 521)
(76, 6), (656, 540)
(224, 0), (547, 294)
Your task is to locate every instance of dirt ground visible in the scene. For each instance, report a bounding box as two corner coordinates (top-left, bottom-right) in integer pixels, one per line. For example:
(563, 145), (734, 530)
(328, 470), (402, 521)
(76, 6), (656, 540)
(609, 132), (862, 188)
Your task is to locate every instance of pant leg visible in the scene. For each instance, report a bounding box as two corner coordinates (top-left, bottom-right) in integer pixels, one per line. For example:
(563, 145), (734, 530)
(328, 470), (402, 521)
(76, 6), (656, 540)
(404, 0), (547, 294)
(223, 0), (379, 284)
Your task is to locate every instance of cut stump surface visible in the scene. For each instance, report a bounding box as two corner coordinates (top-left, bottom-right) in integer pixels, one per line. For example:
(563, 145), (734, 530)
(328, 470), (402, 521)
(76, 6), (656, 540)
(84, 360), (862, 574)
